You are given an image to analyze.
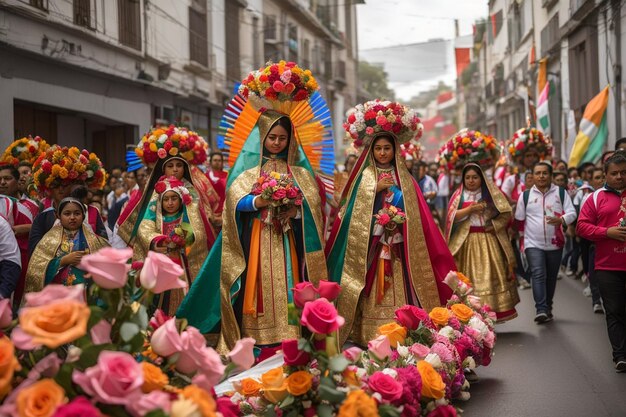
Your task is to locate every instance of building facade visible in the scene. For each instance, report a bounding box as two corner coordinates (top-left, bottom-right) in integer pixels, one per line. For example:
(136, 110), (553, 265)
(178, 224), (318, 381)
(0, 0), (359, 168)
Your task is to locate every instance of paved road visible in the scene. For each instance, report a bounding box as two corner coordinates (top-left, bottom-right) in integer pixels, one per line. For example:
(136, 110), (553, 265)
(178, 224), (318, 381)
(460, 275), (626, 417)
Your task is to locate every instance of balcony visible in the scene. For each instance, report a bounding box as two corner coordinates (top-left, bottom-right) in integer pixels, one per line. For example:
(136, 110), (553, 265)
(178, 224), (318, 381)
(570, 0), (594, 19)
(540, 13), (560, 55)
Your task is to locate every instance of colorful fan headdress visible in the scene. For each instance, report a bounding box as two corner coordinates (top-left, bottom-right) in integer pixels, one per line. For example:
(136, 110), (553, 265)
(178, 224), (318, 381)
(506, 127), (553, 163)
(154, 175), (192, 206)
(343, 99), (423, 147)
(135, 125), (208, 167)
(2, 136), (50, 167)
(219, 60), (334, 176)
(32, 145), (107, 192)
(437, 129), (500, 170)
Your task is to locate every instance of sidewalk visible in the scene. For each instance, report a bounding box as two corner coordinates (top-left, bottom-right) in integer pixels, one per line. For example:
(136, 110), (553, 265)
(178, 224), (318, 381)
(461, 276), (626, 416)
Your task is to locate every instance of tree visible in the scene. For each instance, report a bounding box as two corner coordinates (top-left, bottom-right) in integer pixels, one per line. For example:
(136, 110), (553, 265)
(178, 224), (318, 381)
(358, 60), (395, 101)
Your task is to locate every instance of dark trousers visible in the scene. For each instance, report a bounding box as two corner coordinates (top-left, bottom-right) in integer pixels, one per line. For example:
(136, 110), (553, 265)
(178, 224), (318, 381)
(595, 269), (626, 362)
(588, 245), (602, 305)
(513, 239), (529, 280)
(526, 248), (563, 314)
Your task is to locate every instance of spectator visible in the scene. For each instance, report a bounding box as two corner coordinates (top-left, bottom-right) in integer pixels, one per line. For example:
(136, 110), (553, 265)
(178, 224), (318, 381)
(576, 152), (626, 372)
(416, 161), (438, 208)
(615, 137), (626, 152)
(553, 171), (567, 188)
(0, 216), (20, 301)
(515, 162), (577, 324)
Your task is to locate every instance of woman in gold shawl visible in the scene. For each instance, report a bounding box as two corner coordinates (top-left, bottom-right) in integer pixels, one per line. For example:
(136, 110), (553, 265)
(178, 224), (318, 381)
(445, 163), (519, 322)
(178, 110), (327, 351)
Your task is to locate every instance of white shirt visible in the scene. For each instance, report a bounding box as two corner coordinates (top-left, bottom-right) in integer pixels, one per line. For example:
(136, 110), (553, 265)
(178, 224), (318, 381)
(0, 217), (20, 266)
(501, 173), (524, 199)
(462, 189), (486, 226)
(515, 184), (577, 250)
(436, 173), (450, 197)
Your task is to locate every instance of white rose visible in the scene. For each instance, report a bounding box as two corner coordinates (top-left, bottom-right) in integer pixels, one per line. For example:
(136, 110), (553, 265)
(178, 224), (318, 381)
(158, 134), (168, 143)
(469, 316), (488, 337)
(425, 353), (442, 369)
(382, 368), (398, 379)
(438, 326), (455, 339)
(397, 344), (409, 358)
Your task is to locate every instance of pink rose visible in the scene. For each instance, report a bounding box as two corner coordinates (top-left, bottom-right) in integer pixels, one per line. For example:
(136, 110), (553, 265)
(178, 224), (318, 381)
(150, 317), (183, 357)
(367, 371), (403, 403)
(342, 346), (363, 362)
(368, 334), (392, 360)
(282, 338), (311, 366)
(409, 343), (430, 359)
(79, 247), (132, 289)
(443, 271), (459, 290)
(140, 251), (187, 294)
(377, 212), (390, 225)
(194, 346), (226, 389)
(300, 298), (345, 335)
(229, 337), (256, 371)
(292, 282), (318, 308)
(394, 305), (430, 330)
(52, 396), (101, 417)
(316, 280), (341, 302)
(376, 116), (387, 126)
(11, 327), (41, 350)
(366, 126), (375, 135)
(127, 391), (171, 417)
(272, 81), (284, 92)
(216, 396), (240, 417)
(149, 309), (171, 330)
(283, 82), (296, 94)
(24, 284), (85, 307)
(90, 319), (112, 345)
(272, 188), (287, 200)
(72, 351), (143, 405)
(286, 187), (299, 199)
(484, 330), (495, 348)
(467, 295), (482, 310)
(157, 148), (167, 159)
(0, 299), (12, 328)
(268, 179), (277, 187)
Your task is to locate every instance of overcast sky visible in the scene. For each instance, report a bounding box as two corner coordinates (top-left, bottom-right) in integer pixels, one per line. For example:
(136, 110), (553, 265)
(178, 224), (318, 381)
(357, 0), (488, 100)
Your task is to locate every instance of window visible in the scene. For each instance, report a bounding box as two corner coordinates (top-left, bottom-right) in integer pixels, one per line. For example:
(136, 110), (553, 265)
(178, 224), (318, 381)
(302, 39), (310, 69)
(29, 0), (48, 11)
(287, 24), (298, 62)
(264, 15), (277, 40)
(118, 0), (141, 50)
(74, 0), (94, 29)
(189, 3), (208, 66)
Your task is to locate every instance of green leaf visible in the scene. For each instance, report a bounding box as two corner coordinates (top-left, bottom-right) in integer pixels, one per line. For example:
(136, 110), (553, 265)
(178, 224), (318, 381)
(54, 363), (78, 396)
(145, 410), (169, 417)
(86, 306), (105, 329)
(328, 354), (349, 372)
(279, 394), (295, 408)
(317, 404), (335, 417)
(379, 404), (402, 417)
(96, 404), (130, 417)
(318, 381), (346, 404)
(130, 304), (149, 330)
(120, 322), (140, 342)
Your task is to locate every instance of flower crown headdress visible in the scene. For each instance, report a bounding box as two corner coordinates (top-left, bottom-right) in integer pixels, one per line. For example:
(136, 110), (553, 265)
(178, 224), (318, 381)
(343, 99), (423, 147)
(154, 175), (192, 206)
(32, 145), (107, 192)
(135, 125), (208, 167)
(437, 129), (500, 170)
(506, 127), (553, 162)
(400, 141), (422, 161)
(2, 136), (50, 167)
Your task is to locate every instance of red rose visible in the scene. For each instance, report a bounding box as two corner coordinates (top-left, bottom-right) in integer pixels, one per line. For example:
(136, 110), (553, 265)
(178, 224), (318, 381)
(382, 123), (393, 131)
(457, 147), (465, 155)
(293, 89), (309, 101)
(516, 142), (525, 151)
(286, 187), (299, 199)
(272, 188), (287, 200)
(348, 114), (356, 123)
(316, 280), (341, 302)
(367, 371), (403, 403)
(216, 396), (239, 417)
(394, 305), (430, 330)
(183, 194), (192, 205)
(392, 123), (402, 133)
(282, 339), (311, 366)
(154, 181), (166, 194)
(164, 141), (172, 151)
(300, 298), (344, 335)
(292, 282), (318, 308)
(481, 346), (492, 366)
(427, 405), (457, 417)
(365, 110), (377, 120)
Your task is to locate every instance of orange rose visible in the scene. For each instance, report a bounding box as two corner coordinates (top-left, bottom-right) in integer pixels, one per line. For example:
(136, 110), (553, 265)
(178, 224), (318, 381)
(286, 371), (313, 396)
(377, 322), (407, 348)
(141, 362), (169, 393)
(181, 385), (217, 417)
(337, 390), (379, 417)
(0, 336), (20, 400)
(263, 383), (288, 404)
(237, 378), (262, 397)
(457, 272), (472, 286)
(342, 369), (360, 386)
(417, 361), (446, 399)
(428, 307), (450, 327)
(18, 300), (90, 349)
(16, 378), (66, 417)
(450, 304), (474, 322)
(261, 366), (285, 388)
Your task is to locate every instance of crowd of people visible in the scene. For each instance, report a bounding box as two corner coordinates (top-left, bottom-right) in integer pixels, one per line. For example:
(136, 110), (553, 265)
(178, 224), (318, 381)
(1, 62), (626, 376)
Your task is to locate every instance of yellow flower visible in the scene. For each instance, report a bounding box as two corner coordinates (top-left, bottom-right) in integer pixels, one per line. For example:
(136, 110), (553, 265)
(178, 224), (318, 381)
(286, 371), (313, 396)
(149, 143), (158, 152)
(51, 165), (61, 176)
(58, 167), (68, 179)
(261, 367), (285, 388)
(417, 361), (446, 399)
(169, 147), (179, 156)
(181, 385), (217, 417)
(337, 390), (379, 417)
(429, 307), (450, 327)
(377, 322), (407, 348)
(450, 304), (474, 322)
(141, 362), (169, 393)
(236, 378), (262, 397)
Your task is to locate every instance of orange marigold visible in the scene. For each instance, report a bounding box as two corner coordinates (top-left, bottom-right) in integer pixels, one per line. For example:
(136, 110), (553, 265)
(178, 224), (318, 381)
(337, 390), (380, 417)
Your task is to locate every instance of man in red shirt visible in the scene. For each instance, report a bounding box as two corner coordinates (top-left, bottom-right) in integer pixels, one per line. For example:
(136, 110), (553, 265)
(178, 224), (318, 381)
(577, 152), (626, 372)
(206, 152), (227, 222)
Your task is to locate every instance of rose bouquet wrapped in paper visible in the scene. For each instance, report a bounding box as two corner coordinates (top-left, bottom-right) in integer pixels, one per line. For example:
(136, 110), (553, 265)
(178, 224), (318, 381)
(1, 135), (50, 167)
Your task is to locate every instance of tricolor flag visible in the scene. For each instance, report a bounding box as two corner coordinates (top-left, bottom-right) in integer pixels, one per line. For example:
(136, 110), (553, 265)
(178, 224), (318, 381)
(536, 81), (550, 137)
(568, 86), (610, 168)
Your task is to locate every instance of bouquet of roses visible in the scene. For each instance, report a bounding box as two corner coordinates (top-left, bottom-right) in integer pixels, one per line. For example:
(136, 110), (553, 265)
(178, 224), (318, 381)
(438, 129), (500, 170)
(374, 204), (407, 230)
(506, 126), (553, 162)
(251, 171), (303, 232)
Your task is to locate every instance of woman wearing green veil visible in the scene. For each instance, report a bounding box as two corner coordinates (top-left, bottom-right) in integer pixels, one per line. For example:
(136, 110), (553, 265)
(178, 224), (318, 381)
(178, 61), (332, 352)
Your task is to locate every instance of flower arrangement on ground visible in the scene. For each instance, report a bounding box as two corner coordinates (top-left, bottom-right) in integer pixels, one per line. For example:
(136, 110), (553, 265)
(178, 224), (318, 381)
(0, 247), (253, 417)
(506, 127), (553, 163)
(1, 135), (50, 167)
(344, 99), (423, 147)
(32, 145), (107, 192)
(135, 125), (209, 166)
(437, 129), (500, 170)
